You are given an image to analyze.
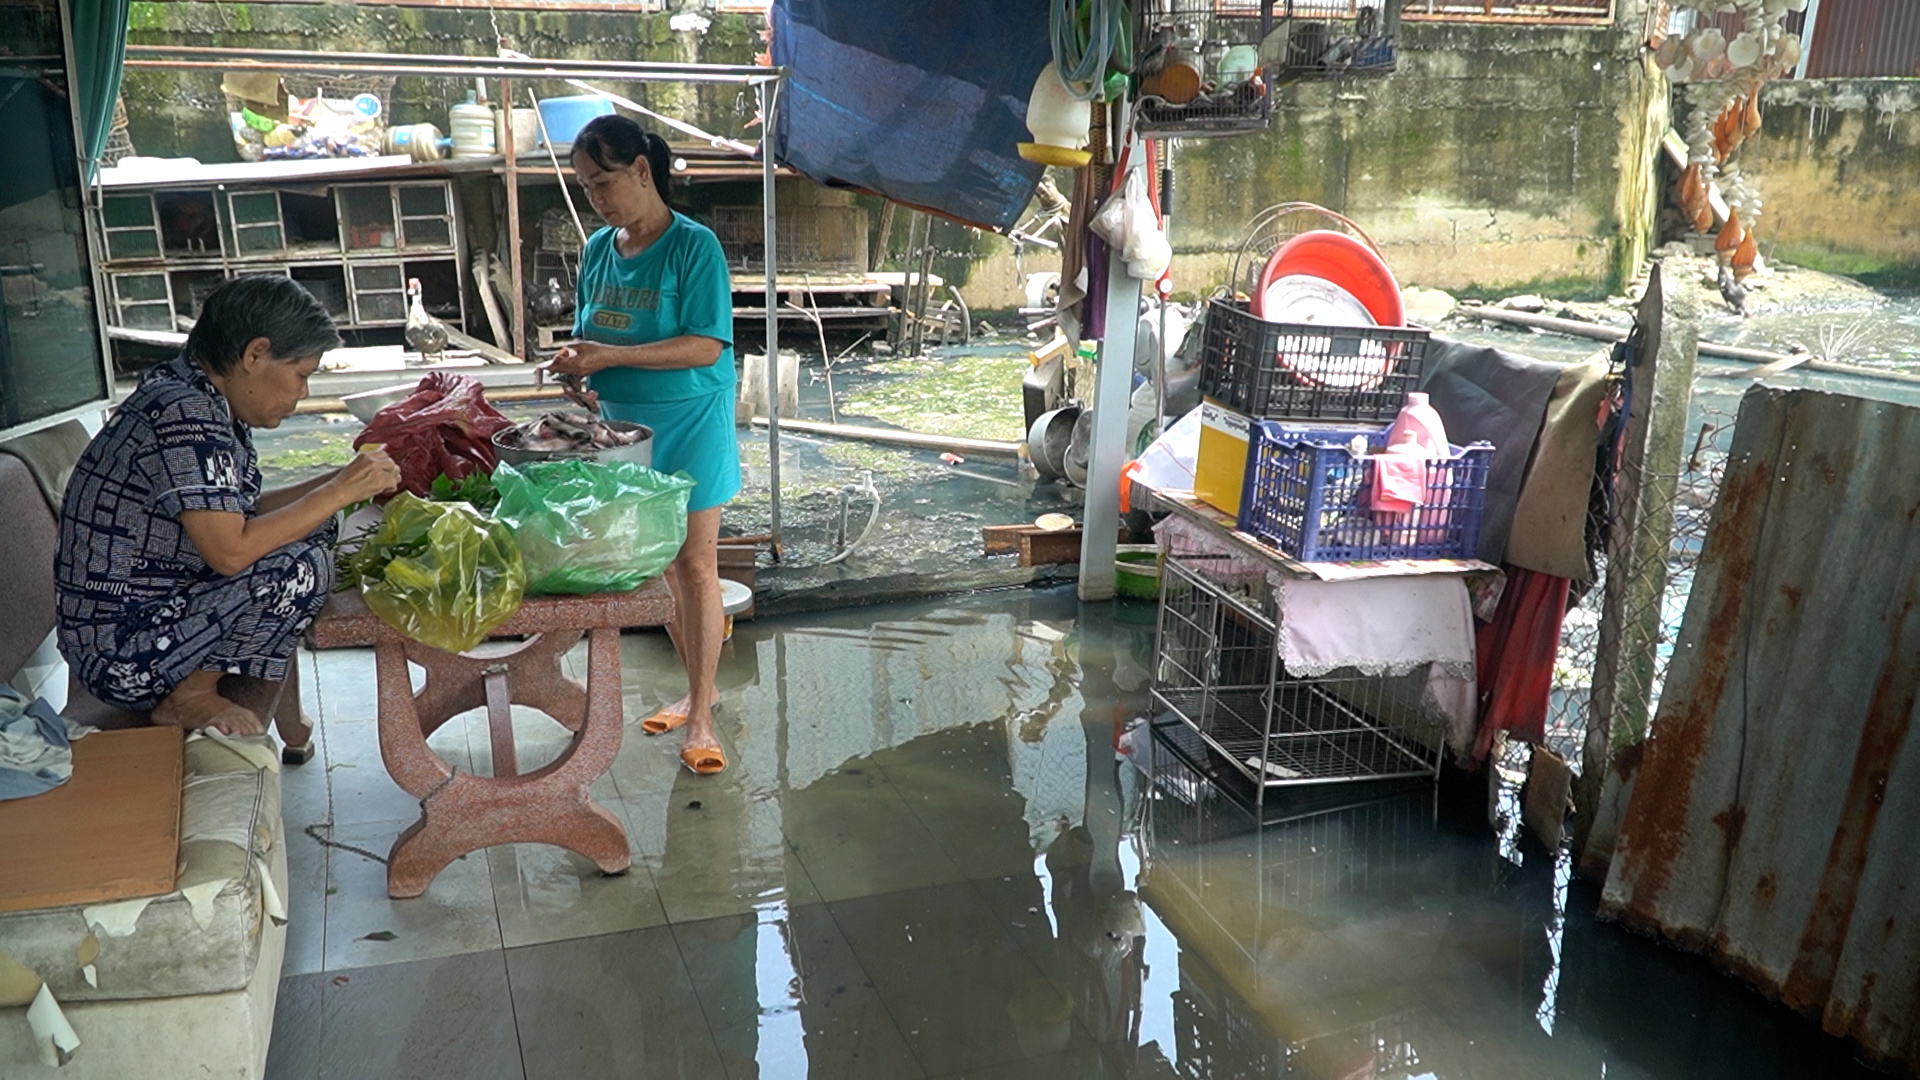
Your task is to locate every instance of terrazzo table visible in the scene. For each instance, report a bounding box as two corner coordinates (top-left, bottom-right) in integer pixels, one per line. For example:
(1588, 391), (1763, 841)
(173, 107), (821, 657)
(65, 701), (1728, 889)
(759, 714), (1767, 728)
(312, 581), (674, 898)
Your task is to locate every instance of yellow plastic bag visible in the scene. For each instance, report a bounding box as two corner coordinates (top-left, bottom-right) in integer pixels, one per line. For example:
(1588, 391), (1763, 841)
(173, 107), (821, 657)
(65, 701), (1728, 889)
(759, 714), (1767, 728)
(352, 493), (526, 653)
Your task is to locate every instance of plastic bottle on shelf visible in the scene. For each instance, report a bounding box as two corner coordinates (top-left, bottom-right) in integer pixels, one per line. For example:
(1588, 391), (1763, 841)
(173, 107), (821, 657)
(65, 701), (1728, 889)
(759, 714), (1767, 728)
(1384, 391), (1449, 456)
(449, 91), (496, 159)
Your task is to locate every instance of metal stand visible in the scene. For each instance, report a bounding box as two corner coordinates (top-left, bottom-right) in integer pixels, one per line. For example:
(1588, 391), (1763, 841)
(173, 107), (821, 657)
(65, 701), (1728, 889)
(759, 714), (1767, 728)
(1079, 124), (1144, 602)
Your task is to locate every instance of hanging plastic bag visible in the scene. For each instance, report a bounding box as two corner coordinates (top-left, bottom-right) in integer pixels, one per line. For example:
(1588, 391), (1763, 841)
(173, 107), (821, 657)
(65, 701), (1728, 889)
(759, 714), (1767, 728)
(492, 460), (697, 596)
(352, 372), (513, 498)
(1087, 169), (1171, 281)
(350, 493), (526, 653)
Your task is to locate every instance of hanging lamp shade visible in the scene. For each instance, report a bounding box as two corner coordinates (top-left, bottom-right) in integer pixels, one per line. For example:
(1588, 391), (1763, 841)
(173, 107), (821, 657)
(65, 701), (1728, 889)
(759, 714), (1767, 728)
(1018, 62), (1092, 168)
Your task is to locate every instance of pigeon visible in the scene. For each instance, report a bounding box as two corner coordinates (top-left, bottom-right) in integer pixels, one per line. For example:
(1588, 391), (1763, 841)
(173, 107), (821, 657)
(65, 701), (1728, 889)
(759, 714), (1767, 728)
(1717, 263), (1747, 317)
(1135, 25), (1179, 76)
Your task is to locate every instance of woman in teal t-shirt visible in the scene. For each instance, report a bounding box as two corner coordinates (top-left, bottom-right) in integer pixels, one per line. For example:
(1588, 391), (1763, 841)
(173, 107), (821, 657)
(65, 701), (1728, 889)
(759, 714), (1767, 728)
(549, 115), (739, 775)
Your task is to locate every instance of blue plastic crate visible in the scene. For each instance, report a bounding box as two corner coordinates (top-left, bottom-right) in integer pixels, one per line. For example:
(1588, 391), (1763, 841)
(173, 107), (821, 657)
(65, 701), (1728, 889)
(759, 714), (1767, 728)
(1236, 421), (1492, 562)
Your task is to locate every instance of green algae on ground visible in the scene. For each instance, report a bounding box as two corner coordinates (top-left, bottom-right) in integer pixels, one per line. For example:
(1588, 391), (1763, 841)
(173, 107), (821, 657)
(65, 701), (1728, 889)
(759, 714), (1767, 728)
(837, 351), (1029, 443)
(259, 431), (355, 479)
(818, 440), (923, 479)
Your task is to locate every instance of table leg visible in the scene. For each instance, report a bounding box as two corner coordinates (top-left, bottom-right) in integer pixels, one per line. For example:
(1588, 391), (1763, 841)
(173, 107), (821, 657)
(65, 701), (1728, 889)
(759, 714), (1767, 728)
(378, 627), (630, 899)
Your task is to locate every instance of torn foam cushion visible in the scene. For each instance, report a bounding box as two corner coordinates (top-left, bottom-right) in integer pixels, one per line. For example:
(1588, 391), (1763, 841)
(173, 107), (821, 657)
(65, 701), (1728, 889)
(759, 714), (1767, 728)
(0, 736), (283, 1001)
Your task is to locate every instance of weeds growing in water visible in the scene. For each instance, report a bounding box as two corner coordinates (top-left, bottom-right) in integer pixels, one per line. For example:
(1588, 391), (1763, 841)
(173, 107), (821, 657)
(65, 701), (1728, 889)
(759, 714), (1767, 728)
(1817, 318), (1872, 364)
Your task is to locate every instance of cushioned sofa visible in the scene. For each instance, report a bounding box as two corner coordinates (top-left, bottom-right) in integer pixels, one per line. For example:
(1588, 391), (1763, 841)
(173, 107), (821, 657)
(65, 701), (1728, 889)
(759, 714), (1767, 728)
(0, 428), (291, 1079)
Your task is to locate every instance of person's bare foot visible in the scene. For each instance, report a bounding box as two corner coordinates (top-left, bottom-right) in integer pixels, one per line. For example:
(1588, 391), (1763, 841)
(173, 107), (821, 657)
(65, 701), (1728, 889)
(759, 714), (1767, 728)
(154, 670), (266, 735)
(274, 708), (314, 749)
(683, 703), (721, 754)
(640, 694), (693, 734)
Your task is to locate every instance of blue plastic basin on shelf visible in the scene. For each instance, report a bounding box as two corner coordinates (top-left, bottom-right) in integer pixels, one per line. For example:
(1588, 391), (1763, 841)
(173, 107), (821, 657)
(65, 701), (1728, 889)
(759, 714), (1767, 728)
(537, 96), (616, 150)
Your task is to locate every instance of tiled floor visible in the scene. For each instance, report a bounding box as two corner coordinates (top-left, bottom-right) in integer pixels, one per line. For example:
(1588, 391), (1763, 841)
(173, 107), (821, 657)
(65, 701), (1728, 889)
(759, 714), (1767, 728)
(264, 589), (1882, 1080)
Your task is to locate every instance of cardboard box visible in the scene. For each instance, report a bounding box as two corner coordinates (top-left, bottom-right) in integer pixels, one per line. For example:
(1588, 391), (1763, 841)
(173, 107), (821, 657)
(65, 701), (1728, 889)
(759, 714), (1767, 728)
(1195, 401), (1252, 517)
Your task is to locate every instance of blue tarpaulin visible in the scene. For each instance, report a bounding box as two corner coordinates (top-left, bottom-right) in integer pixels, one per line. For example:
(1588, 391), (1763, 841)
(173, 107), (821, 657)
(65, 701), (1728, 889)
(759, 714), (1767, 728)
(770, 0), (1053, 232)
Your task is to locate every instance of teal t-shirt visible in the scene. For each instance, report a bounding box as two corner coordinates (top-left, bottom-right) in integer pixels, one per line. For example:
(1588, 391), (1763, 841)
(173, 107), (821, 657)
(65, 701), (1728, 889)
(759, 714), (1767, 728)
(574, 213), (736, 404)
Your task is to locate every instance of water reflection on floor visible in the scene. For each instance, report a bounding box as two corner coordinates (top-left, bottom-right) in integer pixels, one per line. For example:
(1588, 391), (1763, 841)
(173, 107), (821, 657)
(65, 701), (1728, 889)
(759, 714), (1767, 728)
(271, 587), (1880, 1080)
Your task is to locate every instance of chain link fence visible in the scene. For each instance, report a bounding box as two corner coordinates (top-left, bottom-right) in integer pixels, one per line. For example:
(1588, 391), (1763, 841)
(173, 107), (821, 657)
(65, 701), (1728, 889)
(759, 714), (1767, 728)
(1540, 377), (1742, 772)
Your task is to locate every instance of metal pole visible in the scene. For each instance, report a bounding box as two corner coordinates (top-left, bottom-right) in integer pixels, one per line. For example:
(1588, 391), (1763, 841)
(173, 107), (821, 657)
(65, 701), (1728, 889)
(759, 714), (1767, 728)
(124, 44), (777, 84)
(1155, 148), (1172, 440)
(1079, 130), (1144, 602)
(911, 214), (935, 357)
(760, 78), (783, 557)
(502, 77), (526, 362)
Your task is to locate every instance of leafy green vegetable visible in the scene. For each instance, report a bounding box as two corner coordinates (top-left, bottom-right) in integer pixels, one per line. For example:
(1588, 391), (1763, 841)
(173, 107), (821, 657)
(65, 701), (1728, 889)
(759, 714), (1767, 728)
(333, 472), (499, 591)
(428, 471), (499, 512)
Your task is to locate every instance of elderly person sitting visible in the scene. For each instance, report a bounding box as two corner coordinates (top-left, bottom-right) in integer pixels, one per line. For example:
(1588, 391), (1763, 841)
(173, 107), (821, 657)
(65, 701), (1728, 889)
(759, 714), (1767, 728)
(56, 275), (400, 735)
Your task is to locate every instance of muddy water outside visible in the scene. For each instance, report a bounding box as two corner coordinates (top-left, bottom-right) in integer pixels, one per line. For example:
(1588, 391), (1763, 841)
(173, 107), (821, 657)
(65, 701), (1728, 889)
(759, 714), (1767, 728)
(636, 585), (1883, 1078)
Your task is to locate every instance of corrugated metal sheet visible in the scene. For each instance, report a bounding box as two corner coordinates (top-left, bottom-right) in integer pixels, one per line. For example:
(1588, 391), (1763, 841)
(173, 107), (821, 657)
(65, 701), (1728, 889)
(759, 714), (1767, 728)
(1600, 386), (1920, 1077)
(1804, 0), (1920, 77)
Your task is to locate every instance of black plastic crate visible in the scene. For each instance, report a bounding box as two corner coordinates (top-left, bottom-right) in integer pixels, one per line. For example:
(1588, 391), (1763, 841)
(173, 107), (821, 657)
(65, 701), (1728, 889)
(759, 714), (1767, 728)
(1199, 297), (1427, 423)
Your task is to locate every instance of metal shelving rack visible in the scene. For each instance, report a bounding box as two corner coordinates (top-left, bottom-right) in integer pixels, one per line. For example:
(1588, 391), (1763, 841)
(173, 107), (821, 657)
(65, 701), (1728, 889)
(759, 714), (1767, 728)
(96, 176), (466, 337)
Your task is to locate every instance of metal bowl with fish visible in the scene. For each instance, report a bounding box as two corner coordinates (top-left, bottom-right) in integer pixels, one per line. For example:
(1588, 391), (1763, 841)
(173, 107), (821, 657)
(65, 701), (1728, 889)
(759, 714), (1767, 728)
(492, 413), (654, 468)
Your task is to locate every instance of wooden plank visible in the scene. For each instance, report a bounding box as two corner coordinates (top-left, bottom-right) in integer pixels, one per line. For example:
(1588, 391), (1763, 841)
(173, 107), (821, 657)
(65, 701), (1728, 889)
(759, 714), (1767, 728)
(1021, 528), (1085, 566)
(1145, 489), (1498, 582)
(1575, 260), (1698, 871)
(983, 524), (1042, 556)
(445, 326), (525, 365)
(1744, 352), (1814, 380)
(0, 727), (184, 913)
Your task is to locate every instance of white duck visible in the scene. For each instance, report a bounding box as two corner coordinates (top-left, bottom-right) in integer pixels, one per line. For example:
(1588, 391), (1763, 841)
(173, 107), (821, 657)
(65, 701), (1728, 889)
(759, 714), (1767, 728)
(404, 278), (448, 362)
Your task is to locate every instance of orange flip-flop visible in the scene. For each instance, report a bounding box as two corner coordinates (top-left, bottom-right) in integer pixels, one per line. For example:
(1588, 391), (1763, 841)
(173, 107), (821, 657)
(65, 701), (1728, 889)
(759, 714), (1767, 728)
(680, 742), (727, 775)
(640, 707), (690, 735)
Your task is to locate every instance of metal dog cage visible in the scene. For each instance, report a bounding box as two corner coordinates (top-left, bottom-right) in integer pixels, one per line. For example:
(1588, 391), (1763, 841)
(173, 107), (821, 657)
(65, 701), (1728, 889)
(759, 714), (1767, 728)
(1150, 551), (1445, 799)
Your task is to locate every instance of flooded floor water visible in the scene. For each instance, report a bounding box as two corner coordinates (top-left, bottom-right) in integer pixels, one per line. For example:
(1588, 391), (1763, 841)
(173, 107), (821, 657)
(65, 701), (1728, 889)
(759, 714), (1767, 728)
(269, 586), (1882, 1080)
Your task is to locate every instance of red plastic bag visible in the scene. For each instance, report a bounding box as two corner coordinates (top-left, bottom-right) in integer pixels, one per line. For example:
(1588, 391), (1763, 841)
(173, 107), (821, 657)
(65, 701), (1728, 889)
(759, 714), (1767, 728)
(352, 373), (513, 497)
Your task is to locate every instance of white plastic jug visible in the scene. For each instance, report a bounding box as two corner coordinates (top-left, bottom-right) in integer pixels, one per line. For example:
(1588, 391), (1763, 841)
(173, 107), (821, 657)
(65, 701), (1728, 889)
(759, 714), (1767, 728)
(449, 94), (496, 160)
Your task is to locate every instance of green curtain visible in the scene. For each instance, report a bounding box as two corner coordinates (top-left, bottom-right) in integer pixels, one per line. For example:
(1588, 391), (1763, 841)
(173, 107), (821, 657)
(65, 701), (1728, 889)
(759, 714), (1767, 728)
(66, 0), (129, 178)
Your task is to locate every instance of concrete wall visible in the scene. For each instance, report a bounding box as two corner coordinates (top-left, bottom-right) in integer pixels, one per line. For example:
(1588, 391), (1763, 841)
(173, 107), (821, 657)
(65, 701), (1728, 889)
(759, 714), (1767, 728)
(1174, 19), (1666, 300)
(1740, 79), (1920, 285)
(123, 4), (1666, 311)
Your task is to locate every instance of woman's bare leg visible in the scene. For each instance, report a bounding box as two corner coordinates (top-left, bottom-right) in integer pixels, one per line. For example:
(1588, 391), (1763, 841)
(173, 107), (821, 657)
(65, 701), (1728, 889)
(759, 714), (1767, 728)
(647, 570), (694, 727)
(670, 507), (726, 758)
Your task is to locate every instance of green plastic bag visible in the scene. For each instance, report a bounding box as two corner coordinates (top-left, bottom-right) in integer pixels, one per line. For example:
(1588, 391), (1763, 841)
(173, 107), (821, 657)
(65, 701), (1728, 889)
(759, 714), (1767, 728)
(354, 493), (526, 653)
(492, 459), (696, 596)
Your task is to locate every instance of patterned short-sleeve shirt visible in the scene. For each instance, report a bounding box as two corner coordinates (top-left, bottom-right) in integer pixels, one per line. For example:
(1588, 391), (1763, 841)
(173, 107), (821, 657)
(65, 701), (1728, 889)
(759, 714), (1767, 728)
(56, 355), (262, 628)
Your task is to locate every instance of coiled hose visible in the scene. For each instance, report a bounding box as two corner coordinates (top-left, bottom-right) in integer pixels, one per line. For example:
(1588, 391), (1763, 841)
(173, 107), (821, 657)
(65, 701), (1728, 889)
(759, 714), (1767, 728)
(1051, 0), (1129, 100)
